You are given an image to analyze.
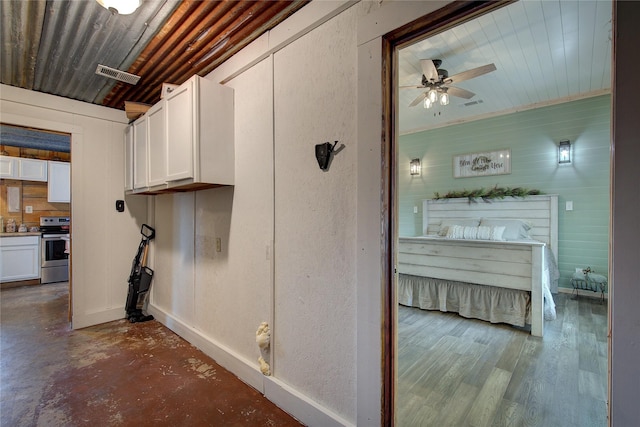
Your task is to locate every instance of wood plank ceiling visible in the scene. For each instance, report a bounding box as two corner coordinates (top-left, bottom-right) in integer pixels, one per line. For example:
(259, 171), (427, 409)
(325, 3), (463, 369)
(0, 0), (308, 111)
(397, 0), (612, 134)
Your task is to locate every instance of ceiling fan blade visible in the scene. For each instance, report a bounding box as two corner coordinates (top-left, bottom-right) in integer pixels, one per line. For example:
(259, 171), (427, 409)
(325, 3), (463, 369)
(399, 85), (424, 89)
(446, 63), (496, 84)
(446, 86), (475, 99)
(409, 92), (427, 107)
(420, 59), (439, 82)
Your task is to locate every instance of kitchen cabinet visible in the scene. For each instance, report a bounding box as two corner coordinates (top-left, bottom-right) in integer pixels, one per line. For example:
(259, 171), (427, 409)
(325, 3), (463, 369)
(0, 236), (40, 282)
(146, 100), (167, 188)
(124, 125), (134, 191)
(0, 156), (17, 178)
(164, 75), (234, 190)
(0, 156), (47, 181)
(124, 75), (233, 194)
(18, 158), (48, 181)
(132, 114), (148, 191)
(47, 161), (70, 203)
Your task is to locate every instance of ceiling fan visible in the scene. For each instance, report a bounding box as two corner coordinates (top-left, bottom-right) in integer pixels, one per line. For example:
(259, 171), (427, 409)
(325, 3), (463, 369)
(403, 59), (497, 108)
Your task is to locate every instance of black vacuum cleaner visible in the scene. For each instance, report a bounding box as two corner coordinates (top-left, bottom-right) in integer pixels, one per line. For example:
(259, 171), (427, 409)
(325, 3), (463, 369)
(125, 224), (155, 323)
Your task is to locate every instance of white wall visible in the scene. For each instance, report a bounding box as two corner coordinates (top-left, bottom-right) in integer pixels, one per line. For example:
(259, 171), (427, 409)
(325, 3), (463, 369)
(0, 85), (148, 329)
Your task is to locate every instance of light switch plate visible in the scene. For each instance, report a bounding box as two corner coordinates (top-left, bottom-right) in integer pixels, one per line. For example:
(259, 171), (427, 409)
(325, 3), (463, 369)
(25, 205), (33, 214)
(566, 201), (573, 211)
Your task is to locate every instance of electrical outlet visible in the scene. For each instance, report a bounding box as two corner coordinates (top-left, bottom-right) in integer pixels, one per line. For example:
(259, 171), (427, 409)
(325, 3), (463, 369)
(414, 206), (418, 214)
(25, 206), (33, 214)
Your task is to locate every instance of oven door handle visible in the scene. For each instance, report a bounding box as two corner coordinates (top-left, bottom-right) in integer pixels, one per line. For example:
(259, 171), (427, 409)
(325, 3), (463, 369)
(42, 234), (66, 239)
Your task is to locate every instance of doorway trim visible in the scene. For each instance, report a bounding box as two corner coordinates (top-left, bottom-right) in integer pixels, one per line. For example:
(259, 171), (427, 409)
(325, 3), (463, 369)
(1, 112), (79, 323)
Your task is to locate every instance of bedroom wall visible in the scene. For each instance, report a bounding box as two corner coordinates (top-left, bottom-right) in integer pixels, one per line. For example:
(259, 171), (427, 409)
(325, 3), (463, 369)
(398, 95), (611, 291)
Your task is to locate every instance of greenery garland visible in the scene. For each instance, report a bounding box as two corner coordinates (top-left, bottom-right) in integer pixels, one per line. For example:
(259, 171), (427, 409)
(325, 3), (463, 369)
(433, 185), (541, 203)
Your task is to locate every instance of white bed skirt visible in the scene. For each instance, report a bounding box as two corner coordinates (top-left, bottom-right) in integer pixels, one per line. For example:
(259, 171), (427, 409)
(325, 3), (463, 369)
(398, 274), (531, 327)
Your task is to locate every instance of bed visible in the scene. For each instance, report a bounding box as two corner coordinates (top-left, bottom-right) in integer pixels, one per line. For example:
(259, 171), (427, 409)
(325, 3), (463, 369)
(397, 195), (559, 337)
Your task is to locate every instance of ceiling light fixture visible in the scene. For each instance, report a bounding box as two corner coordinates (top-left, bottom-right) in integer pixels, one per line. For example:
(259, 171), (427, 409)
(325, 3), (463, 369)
(96, 0), (141, 15)
(439, 88), (449, 106)
(422, 88), (449, 109)
(428, 89), (438, 103)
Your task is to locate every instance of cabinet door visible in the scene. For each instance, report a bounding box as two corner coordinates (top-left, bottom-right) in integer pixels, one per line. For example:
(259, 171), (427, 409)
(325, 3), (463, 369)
(0, 237), (40, 282)
(124, 125), (134, 191)
(48, 161), (71, 203)
(18, 158), (48, 181)
(165, 79), (194, 182)
(133, 116), (148, 189)
(147, 101), (167, 187)
(0, 156), (17, 178)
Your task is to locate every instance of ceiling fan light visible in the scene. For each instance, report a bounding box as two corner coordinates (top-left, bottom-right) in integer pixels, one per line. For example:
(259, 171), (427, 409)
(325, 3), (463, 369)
(440, 92), (449, 106)
(424, 97), (432, 109)
(428, 89), (438, 103)
(96, 0), (141, 15)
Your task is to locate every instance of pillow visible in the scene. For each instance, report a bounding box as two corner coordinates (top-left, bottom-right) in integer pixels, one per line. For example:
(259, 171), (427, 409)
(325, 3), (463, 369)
(437, 218), (481, 236)
(446, 225), (505, 241)
(479, 219), (531, 241)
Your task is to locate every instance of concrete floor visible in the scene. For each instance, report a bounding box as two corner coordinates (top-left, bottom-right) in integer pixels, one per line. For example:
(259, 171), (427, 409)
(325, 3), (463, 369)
(0, 282), (303, 426)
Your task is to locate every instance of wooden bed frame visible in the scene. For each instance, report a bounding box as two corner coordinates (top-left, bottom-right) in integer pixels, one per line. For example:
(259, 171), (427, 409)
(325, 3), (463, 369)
(398, 195), (558, 337)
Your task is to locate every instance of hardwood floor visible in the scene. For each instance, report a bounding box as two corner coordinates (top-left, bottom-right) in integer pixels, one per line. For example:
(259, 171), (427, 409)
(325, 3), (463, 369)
(397, 293), (608, 427)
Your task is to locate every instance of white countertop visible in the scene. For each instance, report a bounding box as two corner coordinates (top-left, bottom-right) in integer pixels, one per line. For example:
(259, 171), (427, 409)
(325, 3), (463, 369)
(0, 232), (42, 237)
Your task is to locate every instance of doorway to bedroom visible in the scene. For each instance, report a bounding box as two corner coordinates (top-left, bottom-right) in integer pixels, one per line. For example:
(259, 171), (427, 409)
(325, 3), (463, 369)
(392, 1), (611, 425)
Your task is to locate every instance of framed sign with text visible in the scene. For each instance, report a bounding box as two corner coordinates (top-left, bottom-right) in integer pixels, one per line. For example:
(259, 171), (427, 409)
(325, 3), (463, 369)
(453, 149), (511, 178)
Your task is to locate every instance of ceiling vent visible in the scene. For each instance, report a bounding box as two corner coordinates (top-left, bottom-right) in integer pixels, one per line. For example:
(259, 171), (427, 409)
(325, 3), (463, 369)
(95, 64), (140, 85)
(460, 99), (484, 107)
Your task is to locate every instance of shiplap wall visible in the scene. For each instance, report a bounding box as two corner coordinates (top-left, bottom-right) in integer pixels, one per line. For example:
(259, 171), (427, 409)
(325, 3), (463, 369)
(399, 95), (611, 291)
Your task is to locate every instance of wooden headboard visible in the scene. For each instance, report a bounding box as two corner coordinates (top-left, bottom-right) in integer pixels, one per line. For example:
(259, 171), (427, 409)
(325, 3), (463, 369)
(422, 195), (558, 259)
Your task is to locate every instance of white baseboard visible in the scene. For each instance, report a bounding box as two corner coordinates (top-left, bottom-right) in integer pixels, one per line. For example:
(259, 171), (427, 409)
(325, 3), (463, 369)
(264, 376), (355, 427)
(148, 303), (265, 391)
(72, 306), (124, 329)
(148, 303), (351, 426)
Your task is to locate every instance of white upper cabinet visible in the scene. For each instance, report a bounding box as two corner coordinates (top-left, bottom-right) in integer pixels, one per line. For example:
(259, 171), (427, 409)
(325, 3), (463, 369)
(18, 158), (48, 181)
(132, 114), (148, 191)
(0, 156), (17, 178)
(47, 161), (70, 202)
(165, 80), (194, 182)
(147, 100), (167, 188)
(124, 125), (134, 191)
(124, 75), (233, 194)
(1, 156), (48, 181)
(165, 75), (234, 190)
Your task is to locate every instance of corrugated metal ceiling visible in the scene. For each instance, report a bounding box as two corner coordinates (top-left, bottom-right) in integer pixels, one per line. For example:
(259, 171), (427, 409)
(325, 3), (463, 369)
(0, 0), (308, 110)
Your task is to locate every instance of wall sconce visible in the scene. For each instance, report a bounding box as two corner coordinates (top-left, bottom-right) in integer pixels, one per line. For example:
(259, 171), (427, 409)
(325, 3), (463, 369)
(410, 158), (421, 176)
(558, 140), (571, 164)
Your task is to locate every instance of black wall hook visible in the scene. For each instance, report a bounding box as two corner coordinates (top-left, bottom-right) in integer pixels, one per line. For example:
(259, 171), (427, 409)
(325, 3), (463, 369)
(315, 141), (338, 171)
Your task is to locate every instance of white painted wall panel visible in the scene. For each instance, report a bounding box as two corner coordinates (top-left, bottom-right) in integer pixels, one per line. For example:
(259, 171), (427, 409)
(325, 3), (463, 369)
(193, 57), (274, 362)
(273, 6), (358, 421)
(153, 193), (196, 325)
(0, 85), (148, 329)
